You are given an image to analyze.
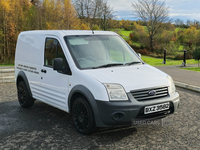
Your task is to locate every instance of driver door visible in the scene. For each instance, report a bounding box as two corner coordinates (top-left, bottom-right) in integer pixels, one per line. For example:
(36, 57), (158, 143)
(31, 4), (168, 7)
(40, 37), (70, 111)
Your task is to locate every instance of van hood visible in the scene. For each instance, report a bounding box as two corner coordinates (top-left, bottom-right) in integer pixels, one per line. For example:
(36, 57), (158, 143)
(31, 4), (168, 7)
(82, 64), (169, 92)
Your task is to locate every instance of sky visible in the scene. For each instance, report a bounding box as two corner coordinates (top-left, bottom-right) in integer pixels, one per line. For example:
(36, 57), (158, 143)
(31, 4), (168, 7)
(108, 0), (200, 22)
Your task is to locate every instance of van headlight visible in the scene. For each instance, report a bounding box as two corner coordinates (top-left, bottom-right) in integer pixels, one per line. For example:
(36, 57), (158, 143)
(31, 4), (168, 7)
(167, 75), (176, 93)
(104, 84), (129, 101)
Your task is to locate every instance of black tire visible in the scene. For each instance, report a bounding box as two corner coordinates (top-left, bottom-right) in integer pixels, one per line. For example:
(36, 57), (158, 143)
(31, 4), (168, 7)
(17, 81), (34, 108)
(72, 97), (96, 135)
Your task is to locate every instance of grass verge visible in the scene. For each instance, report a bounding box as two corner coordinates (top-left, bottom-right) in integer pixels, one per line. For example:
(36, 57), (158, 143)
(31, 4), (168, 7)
(180, 67), (200, 72)
(118, 29), (132, 37)
(0, 64), (14, 66)
(142, 55), (198, 66)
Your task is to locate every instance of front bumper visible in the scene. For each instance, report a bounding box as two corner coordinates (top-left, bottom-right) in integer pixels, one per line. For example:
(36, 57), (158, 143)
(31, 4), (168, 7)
(96, 92), (180, 126)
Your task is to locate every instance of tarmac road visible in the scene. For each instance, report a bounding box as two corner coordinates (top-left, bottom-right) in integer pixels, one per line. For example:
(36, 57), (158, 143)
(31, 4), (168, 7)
(0, 83), (200, 150)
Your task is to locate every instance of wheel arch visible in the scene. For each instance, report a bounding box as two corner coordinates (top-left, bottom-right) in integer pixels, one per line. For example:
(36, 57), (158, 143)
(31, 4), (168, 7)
(16, 71), (33, 98)
(68, 85), (106, 127)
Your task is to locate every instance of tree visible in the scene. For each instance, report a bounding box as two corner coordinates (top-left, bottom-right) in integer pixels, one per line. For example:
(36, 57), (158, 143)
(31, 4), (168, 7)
(193, 47), (200, 67)
(174, 18), (184, 27)
(73, 0), (115, 30)
(186, 19), (191, 27)
(63, 0), (79, 29)
(99, 0), (115, 30)
(73, 0), (97, 25)
(0, 0), (81, 64)
(31, 0), (39, 6)
(132, 0), (169, 52)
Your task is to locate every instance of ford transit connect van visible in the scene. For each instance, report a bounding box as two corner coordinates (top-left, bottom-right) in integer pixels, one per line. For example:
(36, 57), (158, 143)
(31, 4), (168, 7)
(15, 30), (180, 134)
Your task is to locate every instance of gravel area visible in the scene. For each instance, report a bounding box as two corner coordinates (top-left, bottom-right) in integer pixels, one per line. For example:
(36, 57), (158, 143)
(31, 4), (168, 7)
(0, 83), (200, 149)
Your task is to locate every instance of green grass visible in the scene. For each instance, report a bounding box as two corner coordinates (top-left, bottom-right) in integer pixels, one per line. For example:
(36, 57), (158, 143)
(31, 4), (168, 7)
(116, 29), (144, 46)
(181, 67), (200, 72)
(0, 59), (14, 66)
(107, 49), (198, 67)
(141, 55), (198, 66)
(0, 63), (14, 66)
(178, 45), (184, 51)
(109, 28), (121, 32)
(117, 29), (132, 41)
(143, 26), (148, 31)
(118, 29), (132, 37)
(109, 29), (131, 40)
(0, 65), (14, 66)
(175, 27), (185, 32)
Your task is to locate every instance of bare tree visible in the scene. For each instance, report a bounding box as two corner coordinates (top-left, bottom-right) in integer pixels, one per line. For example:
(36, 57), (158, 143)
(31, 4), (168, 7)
(98, 1), (115, 30)
(174, 18), (183, 26)
(73, 0), (115, 30)
(73, 0), (95, 23)
(186, 19), (191, 27)
(132, 0), (169, 52)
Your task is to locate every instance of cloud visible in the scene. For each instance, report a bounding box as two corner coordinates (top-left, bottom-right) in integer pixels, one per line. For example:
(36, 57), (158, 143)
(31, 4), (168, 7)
(108, 0), (200, 21)
(169, 13), (200, 21)
(108, 0), (133, 11)
(170, 14), (192, 17)
(115, 15), (121, 19)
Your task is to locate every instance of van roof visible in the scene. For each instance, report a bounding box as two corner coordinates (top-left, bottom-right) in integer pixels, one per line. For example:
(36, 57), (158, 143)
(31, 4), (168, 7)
(19, 30), (117, 37)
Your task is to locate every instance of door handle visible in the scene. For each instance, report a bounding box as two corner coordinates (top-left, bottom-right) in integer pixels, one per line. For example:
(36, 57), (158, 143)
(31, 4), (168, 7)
(41, 69), (47, 73)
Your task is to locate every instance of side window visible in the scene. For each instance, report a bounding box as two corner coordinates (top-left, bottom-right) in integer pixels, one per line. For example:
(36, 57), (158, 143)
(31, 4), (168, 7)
(44, 38), (67, 69)
(45, 38), (57, 67)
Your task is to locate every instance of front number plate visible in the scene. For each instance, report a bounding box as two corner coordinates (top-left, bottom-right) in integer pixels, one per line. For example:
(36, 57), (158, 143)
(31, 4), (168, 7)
(144, 102), (170, 114)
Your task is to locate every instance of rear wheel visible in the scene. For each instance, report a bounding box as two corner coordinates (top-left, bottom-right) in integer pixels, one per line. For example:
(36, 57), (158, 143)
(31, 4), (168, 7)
(72, 97), (96, 135)
(17, 81), (34, 108)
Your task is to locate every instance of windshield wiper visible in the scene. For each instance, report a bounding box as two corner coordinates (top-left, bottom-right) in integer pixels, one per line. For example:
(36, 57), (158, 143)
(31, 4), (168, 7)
(92, 63), (124, 69)
(125, 61), (142, 66)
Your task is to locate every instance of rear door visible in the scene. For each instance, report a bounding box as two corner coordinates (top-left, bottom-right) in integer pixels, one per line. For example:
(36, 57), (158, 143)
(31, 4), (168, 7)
(40, 36), (70, 111)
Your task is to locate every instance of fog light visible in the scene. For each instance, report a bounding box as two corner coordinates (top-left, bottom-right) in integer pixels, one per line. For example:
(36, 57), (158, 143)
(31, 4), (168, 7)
(112, 112), (126, 121)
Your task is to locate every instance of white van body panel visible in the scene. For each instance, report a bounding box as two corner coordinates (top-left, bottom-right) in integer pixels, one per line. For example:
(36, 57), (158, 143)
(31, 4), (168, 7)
(15, 33), (45, 100)
(83, 64), (169, 92)
(38, 35), (69, 111)
(15, 32), (45, 65)
(38, 67), (69, 111)
(69, 66), (109, 101)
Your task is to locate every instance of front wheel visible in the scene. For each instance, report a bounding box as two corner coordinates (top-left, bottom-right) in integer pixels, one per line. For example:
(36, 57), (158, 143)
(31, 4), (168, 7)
(17, 81), (34, 108)
(72, 97), (96, 135)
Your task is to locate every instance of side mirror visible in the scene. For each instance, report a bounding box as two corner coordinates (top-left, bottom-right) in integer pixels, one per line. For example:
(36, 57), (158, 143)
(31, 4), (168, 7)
(53, 58), (63, 72)
(137, 53), (141, 58)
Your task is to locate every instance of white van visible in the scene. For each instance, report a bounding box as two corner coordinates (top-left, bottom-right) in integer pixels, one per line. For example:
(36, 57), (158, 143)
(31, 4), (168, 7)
(15, 30), (180, 134)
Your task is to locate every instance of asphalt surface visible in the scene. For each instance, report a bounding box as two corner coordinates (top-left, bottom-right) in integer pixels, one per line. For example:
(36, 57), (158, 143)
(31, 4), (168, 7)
(0, 83), (200, 149)
(156, 65), (200, 88)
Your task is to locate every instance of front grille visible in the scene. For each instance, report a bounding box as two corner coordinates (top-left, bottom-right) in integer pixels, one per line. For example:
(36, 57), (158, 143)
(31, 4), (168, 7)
(131, 86), (168, 101)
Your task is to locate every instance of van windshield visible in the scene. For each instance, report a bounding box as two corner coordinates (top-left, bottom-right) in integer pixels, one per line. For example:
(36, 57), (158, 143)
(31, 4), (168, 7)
(64, 35), (142, 69)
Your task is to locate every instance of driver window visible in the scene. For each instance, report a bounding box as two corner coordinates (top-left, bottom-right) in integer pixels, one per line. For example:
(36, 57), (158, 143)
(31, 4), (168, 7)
(44, 38), (67, 69)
